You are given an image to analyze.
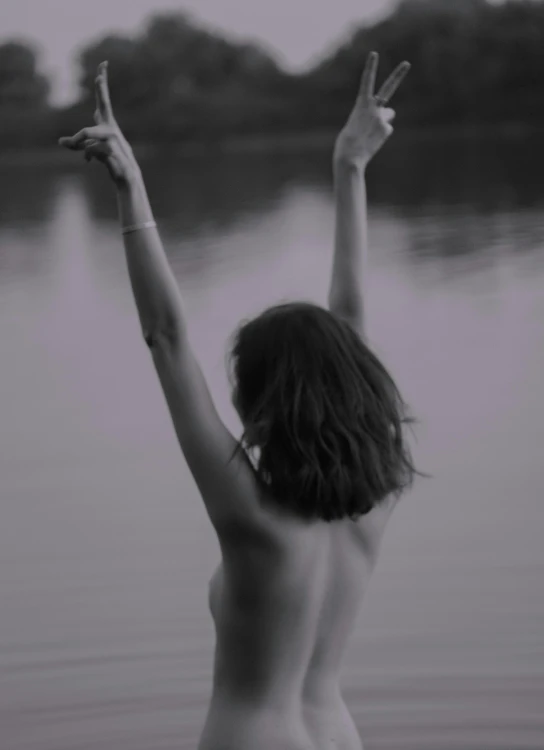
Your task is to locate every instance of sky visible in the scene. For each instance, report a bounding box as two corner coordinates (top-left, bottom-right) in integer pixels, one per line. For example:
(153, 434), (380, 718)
(0, 0), (393, 104)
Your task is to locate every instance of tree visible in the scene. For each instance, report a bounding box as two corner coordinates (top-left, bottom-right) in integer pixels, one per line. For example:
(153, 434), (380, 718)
(73, 11), (288, 142)
(304, 0), (544, 128)
(0, 40), (53, 148)
(0, 40), (50, 109)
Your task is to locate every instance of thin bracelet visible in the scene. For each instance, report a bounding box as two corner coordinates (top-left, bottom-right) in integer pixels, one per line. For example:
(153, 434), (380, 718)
(121, 221), (157, 235)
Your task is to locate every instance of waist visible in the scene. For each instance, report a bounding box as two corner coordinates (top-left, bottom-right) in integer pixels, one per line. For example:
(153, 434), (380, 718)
(208, 682), (303, 717)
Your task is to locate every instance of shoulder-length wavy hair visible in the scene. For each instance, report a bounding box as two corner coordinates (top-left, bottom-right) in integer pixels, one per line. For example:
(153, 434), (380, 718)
(226, 301), (427, 522)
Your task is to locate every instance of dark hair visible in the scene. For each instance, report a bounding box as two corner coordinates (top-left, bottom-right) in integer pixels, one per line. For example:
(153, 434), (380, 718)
(226, 301), (427, 522)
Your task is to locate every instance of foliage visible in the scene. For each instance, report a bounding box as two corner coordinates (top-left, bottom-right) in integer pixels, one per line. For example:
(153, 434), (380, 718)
(2, 1), (544, 150)
(303, 0), (544, 128)
(0, 40), (52, 147)
(73, 12), (294, 142)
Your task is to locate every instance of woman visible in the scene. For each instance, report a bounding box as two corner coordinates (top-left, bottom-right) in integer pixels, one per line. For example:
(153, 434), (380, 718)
(60, 51), (418, 750)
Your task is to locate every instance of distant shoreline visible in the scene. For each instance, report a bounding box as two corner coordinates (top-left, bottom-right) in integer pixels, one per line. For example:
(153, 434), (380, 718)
(0, 120), (540, 167)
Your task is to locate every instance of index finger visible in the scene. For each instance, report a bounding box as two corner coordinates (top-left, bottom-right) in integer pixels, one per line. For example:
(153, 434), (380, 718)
(58, 124), (113, 149)
(375, 61), (411, 104)
(358, 51), (379, 103)
(95, 60), (114, 120)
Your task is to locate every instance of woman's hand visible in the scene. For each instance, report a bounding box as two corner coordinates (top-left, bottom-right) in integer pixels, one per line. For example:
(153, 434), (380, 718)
(334, 52), (410, 169)
(58, 61), (140, 187)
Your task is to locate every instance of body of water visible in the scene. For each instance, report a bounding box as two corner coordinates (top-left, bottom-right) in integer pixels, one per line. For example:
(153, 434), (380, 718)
(0, 133), (543, 749)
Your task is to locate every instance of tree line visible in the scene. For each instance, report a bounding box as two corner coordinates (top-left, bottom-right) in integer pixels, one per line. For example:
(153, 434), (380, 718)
(1, 0), (544, 150)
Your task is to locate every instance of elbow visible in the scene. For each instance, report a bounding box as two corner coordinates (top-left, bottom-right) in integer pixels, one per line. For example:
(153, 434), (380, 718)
(144, 330), (158, 349)
(143, 320), (184, 350)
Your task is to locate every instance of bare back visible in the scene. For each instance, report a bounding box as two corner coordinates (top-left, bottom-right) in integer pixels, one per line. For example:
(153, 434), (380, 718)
(199, 494), (398, 750)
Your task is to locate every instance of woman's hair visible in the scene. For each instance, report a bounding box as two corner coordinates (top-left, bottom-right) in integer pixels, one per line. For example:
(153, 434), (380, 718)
(226, 301), (427, 522)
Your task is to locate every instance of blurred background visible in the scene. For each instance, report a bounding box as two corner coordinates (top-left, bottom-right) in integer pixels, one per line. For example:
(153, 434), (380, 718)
(0, 0), (543, 749)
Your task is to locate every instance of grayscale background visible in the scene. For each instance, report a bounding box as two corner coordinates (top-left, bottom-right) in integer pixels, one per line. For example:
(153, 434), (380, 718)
(0, 1), (543, 748)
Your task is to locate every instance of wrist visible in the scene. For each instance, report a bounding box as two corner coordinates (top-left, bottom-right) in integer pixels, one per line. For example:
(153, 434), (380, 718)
(333, 154), (366, 183)
(116, 166), (154, 228)
(115, 161), (143, 191)
(333, 150), (367, 175)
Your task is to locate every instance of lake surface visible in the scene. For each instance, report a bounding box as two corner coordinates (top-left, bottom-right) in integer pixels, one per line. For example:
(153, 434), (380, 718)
(0, 133), (543, 750)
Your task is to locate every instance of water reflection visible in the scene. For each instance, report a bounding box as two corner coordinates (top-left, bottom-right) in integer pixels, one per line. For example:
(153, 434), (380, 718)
(0, 165), (62, 286)
(80, 149), (330, 237)
(3, 132), (544, 288)
(0, 163), (59, 228)
(371, 130), (544, 212)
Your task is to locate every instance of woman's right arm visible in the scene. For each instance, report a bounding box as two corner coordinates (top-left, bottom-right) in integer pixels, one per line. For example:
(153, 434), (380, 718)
(327, 52), (410, 337)
(328, 155), (368, 337)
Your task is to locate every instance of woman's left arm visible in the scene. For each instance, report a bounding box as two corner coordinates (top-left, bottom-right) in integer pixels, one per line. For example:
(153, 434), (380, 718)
(60, 61), (186, 345)
(59, 62), (270, 542)
(115, 171), (188, 346)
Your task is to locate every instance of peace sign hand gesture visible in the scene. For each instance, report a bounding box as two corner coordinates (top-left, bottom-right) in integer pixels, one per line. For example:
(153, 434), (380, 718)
(59, 62), (140, 187)
(334, 52), (411, 169)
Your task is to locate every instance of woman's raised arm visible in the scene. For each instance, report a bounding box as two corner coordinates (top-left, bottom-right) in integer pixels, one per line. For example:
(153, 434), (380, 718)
(59, 61), (186, 346)
(59, 63), (274, 542)
(327, 52), (410, 338)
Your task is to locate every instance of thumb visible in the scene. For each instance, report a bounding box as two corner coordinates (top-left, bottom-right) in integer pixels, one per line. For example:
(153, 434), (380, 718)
(381, 108), (396, 124)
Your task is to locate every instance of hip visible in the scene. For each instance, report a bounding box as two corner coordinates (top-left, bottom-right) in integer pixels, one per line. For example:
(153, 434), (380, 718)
(303, 693), (363, 750)
(198, 699), (313, 750)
